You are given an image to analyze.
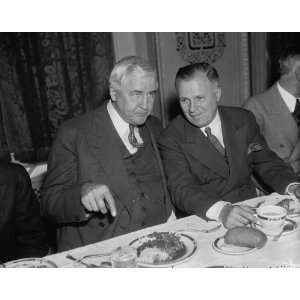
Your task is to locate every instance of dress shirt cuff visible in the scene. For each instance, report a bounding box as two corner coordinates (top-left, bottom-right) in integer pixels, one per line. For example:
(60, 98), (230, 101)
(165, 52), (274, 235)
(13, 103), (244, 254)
(206, 200), (231, 221)
(285, 182), (300, 195)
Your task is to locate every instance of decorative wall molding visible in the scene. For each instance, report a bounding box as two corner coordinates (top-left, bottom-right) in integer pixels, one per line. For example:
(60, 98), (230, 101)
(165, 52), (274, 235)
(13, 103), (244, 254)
(175, 32), (226, 64)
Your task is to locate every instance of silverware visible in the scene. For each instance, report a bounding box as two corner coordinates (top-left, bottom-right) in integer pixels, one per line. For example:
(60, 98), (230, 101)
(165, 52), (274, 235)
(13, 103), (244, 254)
(66, 254), (98, 268)
(177, 224), (221, 233)
(272, 219), (296, 241)
(272, 228), (285, 241)
(250, 221), (262, 228)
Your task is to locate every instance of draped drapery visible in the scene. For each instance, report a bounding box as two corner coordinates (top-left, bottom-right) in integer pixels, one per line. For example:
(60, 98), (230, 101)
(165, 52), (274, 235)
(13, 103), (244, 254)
(0, 32), (114, 162)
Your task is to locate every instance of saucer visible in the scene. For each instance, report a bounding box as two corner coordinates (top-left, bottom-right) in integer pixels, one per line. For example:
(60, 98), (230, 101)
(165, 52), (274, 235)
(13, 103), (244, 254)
(255, 219), (298, 237)
(212, 237), (257, 255)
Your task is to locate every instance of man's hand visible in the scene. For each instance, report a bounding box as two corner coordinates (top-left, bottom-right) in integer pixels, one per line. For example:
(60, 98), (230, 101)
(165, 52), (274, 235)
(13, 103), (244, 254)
(219, 204), (256, 229)
(81, 183), (117, 217)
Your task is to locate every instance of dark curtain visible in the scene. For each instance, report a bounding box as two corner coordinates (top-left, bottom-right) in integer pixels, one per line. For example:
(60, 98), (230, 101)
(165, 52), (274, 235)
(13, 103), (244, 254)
(0, 32), (114, 162)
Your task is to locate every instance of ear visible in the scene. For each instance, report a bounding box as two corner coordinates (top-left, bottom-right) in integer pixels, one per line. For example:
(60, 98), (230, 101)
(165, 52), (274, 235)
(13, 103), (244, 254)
(110, 87), (117, 102)
(295, 64), (300, 82)
(216, 86), (222, 102)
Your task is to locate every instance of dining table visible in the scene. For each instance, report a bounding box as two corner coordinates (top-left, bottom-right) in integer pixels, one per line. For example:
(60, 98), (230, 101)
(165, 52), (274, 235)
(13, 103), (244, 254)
(44, 202), (300, 268)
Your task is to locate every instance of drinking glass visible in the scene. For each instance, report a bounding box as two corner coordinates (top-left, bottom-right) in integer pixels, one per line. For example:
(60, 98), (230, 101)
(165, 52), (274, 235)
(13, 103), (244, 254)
(110, 246), (137, 268)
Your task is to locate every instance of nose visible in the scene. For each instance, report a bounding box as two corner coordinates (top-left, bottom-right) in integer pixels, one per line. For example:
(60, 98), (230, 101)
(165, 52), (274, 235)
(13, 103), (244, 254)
(189, 100), (196, 113)
(140, 94), (152, 110)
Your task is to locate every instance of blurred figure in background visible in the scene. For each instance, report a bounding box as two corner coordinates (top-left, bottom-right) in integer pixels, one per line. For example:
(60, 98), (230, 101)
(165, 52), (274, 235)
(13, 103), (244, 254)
(0, 162), (48, 263)
(244, 45), (300, 174)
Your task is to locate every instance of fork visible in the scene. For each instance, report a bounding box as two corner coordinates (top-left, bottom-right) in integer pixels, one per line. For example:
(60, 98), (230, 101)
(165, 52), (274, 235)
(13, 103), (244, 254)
(66, 254), (98, 268)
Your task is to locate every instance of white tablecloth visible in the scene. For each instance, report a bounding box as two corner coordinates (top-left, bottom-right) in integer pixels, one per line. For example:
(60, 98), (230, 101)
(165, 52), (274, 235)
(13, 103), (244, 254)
(45, 212), (300, 268)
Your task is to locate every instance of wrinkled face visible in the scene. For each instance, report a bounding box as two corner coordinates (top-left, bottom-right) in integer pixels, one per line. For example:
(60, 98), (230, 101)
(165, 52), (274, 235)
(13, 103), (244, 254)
(110, 69), (157, 125)
(177, 73), (221, 128)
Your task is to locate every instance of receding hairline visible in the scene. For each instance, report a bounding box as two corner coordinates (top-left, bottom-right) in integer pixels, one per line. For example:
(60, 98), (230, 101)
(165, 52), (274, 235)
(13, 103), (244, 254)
(175, 70), (219, 90)
(175, 63), (219, 88)
(109, 56), (157, 89)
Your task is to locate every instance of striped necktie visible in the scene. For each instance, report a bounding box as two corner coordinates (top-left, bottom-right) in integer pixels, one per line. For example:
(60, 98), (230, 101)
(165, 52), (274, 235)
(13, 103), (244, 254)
(293, 98), (300, 127)
(128, 124), (144, 148)
(204, 126), (225, 156)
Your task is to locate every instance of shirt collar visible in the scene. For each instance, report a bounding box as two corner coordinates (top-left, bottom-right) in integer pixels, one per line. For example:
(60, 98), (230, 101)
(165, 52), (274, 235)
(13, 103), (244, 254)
(200, 110), (221, 134)
(106, 100), (129, 137)
(277, 82), (297, 112)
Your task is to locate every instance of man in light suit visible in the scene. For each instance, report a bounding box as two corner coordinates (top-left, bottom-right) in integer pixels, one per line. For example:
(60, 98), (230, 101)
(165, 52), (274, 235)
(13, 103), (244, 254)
(244, 45), (300, 174)
(41, 56), (173, 252)
(159, 62), (300, 228)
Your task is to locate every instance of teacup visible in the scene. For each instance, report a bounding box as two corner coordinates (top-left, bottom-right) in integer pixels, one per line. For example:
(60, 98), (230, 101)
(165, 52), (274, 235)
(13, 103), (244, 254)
(257, 205), (287, 233)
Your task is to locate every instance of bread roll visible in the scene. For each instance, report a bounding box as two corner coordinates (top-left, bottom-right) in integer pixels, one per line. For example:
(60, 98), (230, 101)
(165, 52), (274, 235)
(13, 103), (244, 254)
(224, 227), (267, 249)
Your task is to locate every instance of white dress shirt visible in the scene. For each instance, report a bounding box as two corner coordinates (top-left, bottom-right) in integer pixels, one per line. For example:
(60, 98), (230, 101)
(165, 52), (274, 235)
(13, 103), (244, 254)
(277, 82), (298, 113)
(106, 100), (143, 154)
(277, 82), (300, 193)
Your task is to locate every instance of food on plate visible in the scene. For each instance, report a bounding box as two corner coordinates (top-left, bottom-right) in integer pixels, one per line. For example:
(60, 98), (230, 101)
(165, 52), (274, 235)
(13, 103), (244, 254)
(224, 227), (267, 249)
(277, 198), (293, 211)
(135, 232), (186, 264)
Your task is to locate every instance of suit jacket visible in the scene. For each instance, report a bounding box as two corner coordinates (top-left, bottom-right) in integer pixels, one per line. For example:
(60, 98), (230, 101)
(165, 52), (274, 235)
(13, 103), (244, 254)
(41, 103), (172, 252)
(0, 163), (48, 263)
(244, 84), (300, 174)
(158, 106), (299, 219)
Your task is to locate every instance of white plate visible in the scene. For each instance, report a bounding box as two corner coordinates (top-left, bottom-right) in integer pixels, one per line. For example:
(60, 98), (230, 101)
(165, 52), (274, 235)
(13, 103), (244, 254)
(254, 218), (298, 237)
(5, 257), (57, 268)
(241, 193), (300, 213)
(129, 232), (197, 267)
(212, 236), (257, 255)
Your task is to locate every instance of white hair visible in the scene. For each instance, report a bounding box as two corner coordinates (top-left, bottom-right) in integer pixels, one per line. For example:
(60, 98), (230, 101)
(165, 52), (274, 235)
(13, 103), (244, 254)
(109, 56), (156, 90)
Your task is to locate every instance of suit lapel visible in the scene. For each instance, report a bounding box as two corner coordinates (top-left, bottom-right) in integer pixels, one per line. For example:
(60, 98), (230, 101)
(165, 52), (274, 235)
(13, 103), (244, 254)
(183, 119), (229, 178)
(265, 85), (298, 146)
(219, 108), (245, 182)
(86, 106), (133, 203)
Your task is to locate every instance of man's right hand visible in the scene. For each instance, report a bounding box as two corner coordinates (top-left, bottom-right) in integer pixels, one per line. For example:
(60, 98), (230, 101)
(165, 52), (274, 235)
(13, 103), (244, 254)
(219, 204), (255, 229)
(81, 183), (117, 217)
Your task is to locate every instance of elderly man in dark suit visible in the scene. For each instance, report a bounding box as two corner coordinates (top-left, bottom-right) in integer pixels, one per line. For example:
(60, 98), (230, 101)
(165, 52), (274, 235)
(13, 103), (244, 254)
(159, 62), (300, 229)
(244, 45), (300, 174)
(0, 162), (48, 263)
(41, 56), (173, 252)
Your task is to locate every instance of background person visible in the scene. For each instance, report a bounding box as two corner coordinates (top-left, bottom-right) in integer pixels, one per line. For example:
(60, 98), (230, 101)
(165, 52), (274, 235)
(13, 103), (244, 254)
(0, 162), (48, 263)
(244, 45), (300, 174)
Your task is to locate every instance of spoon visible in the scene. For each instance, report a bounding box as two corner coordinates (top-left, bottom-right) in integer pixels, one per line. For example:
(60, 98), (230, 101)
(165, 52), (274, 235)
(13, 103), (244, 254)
(272, 221), (295, 241)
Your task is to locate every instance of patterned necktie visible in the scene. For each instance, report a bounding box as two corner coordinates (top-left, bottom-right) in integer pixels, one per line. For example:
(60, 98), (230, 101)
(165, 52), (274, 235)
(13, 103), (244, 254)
(293, 99), (300, 127)
(204, 126), (225, 156)
(128, 124), (144, 148)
